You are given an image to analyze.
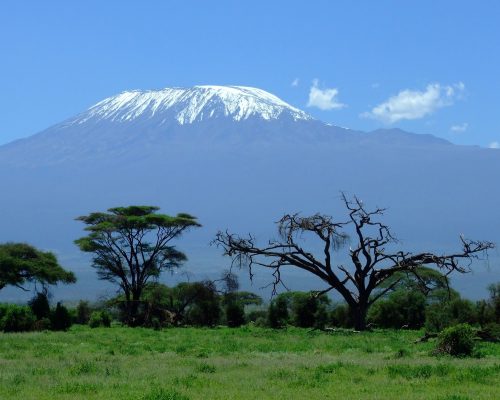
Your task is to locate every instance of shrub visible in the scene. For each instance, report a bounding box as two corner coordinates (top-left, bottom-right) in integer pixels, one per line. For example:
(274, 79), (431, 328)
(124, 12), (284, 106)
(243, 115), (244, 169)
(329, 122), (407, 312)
(426, 298), (478, 333)
(291, 293), (318, 328)
(369, 290), (426, 329)
(225, 302), (245, 327)
(88, 310), (112, 328)
(29, 292), (51, 320)
(75, 300), (92, 324)
(0, 304), (35, 332)
(50, 302), (72, 331)
(246, 309), (267, 323)
(436, 323), (476, 357)
(267, 296), (289, 328)
(33, 317), (52, 331)
(482, 322), (500, 340)
(331, 303), (352, 328)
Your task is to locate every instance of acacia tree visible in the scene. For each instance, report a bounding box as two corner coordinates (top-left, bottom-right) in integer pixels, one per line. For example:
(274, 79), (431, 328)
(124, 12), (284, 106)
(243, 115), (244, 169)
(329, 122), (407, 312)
(75, 206), (200, 326)
(214, 194), (493, 330)
(0, 243), (75, 291)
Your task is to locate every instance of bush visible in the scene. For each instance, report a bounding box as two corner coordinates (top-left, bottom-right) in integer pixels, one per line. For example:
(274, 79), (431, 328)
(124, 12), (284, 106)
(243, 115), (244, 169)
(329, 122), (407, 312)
(0, 304), (35, 332)
(29, 292), (51, 320)
(426, 298), (478, 333)
(33, 317), (52, 331)
(75, 300), (92, 324)
(88, 310), (112, 328)
(482, 323), (500, 340)
(225, 302), (245, 327)
(267, 296), (289, 328)
(369, 290), (426, 329)
(50, 302), (72, 331)
(331, 303), (352, 328)
(436, 323), (476, 357)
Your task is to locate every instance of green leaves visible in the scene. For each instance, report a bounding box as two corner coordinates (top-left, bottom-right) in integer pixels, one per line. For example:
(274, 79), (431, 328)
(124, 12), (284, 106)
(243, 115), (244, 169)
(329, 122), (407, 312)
(0, 243), (76, 290)
(74, 205), (200, 325)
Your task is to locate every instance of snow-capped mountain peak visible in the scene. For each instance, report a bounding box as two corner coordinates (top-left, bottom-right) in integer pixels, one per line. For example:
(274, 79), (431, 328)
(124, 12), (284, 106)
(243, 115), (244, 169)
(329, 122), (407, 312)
(70, 85), (313, 125)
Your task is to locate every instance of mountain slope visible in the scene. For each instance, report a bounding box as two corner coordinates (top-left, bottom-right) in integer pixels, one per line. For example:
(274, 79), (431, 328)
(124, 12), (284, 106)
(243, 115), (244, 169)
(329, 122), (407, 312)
(0, 85), (497, 301)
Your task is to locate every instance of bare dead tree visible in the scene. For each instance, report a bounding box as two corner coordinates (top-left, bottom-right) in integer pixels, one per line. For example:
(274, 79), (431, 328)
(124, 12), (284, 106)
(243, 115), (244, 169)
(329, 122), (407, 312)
(213, 194), (494, 330)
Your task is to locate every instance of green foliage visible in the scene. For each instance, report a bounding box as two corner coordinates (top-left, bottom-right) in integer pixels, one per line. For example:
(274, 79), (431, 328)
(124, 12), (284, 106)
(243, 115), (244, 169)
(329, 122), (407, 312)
(426, 298), (478, 333)
(368, 290), (426, 329)
(184, 282), (221, 327)
(267, 296), (289, 328)
(331, 303), (352, 328)
(0, 243), (75, 291)
(75, 300), (92, 324)
(289, 292), (330, 328)
(267, 291), (330, 329)
(482, 323), (500, 340)
(246, 309), (268, 326)
(0, 304), (35, 332)
(28, 292), (51, 320)
(33, 317), (51, 331)
(50, 302), (72, 331)
(75, 206), (200, 326)
(225, 301), (245, 327)
(88, 311), (112, 328)
(436, 324), (476, 357)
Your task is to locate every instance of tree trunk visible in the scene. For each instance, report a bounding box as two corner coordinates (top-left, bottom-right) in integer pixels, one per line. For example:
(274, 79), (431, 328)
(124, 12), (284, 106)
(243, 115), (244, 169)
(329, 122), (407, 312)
(123, 290), (142, 327)
(351, 303), (368, 331)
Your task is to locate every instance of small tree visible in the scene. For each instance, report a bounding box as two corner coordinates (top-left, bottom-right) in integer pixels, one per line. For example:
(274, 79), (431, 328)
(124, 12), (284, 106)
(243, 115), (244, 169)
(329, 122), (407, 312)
(225, 301), (245, 327)
(75, 206), (200, 326)
(75, 300), (92, 324)
(215, 194), (493, 330)
(29, 291), (51, 320)
(50, 302), (72, 331)
(0, 243), (75, 292)
(267, 296), (289, 328)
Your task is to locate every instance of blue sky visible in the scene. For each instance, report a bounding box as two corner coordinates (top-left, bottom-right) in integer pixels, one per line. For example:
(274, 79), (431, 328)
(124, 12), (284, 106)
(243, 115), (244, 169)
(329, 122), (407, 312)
(1, 0), (499, 147)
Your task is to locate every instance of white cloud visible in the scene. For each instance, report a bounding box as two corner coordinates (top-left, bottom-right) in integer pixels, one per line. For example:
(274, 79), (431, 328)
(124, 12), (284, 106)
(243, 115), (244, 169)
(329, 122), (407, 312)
(362, 82), (465, 124)
(291, 78), (299, 87)
(307, 79), (346, 110)
(450, 123), (468, 133)
(489, 141), (499, 149)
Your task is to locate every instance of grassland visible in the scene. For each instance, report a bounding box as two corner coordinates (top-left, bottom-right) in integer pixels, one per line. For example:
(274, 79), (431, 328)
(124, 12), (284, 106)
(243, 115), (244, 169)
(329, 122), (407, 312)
(0, 326), (498, 400)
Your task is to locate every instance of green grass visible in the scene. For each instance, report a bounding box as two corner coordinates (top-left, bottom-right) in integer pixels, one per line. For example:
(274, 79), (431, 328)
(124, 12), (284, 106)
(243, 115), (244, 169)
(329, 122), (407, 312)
(0, 326), (498, 399)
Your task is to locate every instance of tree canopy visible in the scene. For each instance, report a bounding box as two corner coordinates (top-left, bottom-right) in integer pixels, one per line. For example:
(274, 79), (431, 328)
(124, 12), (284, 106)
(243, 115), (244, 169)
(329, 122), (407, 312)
(214, 194), (494, 330)
(74, 205), (200, 325)
(0, 243), (76, 291)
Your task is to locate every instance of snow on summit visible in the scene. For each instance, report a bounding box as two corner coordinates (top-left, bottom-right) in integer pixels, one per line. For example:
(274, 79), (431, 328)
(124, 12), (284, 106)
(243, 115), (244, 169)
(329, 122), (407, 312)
(71, 85), (312, 125)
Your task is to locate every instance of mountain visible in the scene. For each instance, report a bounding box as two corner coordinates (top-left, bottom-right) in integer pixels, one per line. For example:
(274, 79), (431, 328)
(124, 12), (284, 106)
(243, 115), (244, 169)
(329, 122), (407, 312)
(0, 85), (498, 301)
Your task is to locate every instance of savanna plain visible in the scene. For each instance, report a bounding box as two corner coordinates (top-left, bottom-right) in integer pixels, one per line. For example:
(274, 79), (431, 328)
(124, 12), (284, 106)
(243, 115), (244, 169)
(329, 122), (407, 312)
(1, 326), (499, 400)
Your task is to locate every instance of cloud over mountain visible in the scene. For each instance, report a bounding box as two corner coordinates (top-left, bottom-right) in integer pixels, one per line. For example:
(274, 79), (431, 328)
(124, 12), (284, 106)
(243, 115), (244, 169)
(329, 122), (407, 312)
(362, 82), (465, 123)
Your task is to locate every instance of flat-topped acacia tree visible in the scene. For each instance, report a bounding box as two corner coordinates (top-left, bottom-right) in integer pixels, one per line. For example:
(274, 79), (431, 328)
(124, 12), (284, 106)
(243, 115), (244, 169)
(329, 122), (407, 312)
(0, 243), (76, 292)
(75, 206), (200, 326)
(214, 194), (494, 331)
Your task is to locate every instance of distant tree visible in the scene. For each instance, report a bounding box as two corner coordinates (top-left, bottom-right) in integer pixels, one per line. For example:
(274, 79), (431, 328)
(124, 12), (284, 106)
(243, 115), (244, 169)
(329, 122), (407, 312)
(215, 194), (493, 330)
(29, 291), (51, 320)
(0, 304), (35, 332)
(50, 302), (72, 331)
(225, 301), (245, 327)
(267, 296), (289, 328)
(0, 243), (75, 292)
(75, 300), (92, 325)
(184, 281), (221, 327)
(75, 206), (200, 326)
(368, 289), (426, 329)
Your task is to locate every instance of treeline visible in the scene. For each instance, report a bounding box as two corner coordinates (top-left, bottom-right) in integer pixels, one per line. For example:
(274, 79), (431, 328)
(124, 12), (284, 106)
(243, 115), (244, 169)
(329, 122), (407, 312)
(1, 279), (499, 339)
(0, 201), (497, 342)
